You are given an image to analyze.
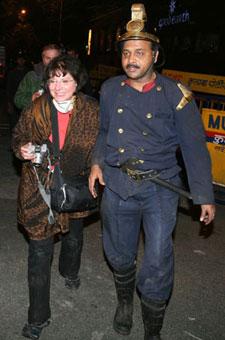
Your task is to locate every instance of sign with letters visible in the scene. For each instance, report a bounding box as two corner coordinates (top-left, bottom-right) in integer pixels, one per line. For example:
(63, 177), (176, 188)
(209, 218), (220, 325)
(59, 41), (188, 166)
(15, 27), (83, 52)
(201, 108), (225, 186)
(158, 0), (190, 29)
(162, 69), (225, 96)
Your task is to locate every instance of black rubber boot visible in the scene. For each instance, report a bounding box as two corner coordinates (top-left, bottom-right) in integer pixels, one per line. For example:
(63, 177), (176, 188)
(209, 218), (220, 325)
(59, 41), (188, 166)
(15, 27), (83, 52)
(65, 277), (81, 290)
(141, 297), (166, 340)
(22, 320), (50, 340)
(113, 266), (136, 335)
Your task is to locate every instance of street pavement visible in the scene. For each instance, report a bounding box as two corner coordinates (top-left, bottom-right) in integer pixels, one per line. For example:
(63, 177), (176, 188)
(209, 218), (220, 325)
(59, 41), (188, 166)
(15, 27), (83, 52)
(0, 129), (225, 340)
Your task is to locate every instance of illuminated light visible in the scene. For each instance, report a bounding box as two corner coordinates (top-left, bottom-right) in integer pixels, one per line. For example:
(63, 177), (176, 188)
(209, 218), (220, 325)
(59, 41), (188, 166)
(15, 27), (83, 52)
(20, 9), (27, 15)
(158, 11), (190, 29)
(87, 29), (92, 56)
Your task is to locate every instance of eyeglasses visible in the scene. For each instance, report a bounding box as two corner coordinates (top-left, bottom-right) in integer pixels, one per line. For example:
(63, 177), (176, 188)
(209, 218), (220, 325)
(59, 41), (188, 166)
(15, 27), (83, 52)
(48, 79), (76, 86)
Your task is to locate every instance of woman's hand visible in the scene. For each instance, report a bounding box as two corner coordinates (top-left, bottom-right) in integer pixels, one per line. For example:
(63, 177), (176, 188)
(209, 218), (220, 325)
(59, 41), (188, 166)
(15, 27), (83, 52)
(20, 142), (36, 161)
(89, 164), (105, 198)
(32, 90), (42, 102)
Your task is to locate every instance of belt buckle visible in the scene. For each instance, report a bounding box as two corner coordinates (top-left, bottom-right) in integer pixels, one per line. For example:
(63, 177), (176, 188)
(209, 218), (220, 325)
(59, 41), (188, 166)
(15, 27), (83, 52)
(127, 168), (140, 181)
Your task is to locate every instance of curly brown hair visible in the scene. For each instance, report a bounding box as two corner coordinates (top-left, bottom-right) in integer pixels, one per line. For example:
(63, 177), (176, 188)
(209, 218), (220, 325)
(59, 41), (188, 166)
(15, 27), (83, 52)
(44, 54), (88, 91)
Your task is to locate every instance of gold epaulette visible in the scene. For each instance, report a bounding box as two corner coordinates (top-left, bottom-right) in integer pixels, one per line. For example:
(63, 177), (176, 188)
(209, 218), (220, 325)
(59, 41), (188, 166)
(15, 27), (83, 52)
(176, 83), (193, 111)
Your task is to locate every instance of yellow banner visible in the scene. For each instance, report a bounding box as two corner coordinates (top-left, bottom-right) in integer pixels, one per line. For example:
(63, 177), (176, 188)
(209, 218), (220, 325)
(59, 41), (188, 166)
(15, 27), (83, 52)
(162, 69), (225, 96)
(201, 108), (225, 186)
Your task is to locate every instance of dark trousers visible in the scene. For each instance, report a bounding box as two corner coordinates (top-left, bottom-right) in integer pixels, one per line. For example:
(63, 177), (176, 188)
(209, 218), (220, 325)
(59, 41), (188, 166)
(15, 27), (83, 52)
(28, 218), (83, 324)
(101, 176), (180, 301)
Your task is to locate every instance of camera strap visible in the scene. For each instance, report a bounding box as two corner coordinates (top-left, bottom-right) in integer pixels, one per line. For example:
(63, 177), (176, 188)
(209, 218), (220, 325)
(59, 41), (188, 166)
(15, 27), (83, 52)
(32, 97), (60, 225)
(33, 166), (55, 225)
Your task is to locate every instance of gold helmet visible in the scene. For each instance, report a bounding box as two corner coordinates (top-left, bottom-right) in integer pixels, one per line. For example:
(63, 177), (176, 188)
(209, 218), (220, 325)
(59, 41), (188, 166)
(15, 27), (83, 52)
(117, 3), (160, 44)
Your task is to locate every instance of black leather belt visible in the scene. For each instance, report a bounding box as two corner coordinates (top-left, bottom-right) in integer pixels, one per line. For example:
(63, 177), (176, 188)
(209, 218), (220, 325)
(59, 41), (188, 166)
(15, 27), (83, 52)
(120, 158), (192, 200)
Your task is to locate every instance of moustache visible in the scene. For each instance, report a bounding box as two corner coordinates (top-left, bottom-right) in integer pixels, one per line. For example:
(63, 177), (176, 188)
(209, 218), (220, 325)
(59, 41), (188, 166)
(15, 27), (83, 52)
(126, 64), (140, 69)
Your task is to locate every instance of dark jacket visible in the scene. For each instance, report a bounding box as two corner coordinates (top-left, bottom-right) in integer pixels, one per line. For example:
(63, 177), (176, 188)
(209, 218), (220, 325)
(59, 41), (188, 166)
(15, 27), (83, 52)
(92, 73), (214, 204)
(6, 65), (29, 104)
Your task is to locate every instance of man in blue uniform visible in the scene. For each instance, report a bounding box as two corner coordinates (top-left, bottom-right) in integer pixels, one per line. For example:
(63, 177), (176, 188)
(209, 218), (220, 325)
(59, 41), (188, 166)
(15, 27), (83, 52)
(89, 4), (215, 340)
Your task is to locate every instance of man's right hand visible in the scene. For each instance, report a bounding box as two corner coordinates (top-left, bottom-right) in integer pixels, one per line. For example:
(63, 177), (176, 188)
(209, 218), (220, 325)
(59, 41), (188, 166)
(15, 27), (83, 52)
(89, 164), (105, 198)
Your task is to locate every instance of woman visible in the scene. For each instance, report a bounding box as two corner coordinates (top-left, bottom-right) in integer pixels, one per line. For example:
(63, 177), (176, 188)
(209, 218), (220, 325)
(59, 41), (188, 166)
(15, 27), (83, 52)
(12, 55), (99, 340)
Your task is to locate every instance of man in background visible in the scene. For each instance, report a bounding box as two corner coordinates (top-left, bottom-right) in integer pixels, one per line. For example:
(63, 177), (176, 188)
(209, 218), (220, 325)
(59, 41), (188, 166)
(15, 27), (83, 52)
(66, 45), (94, 97)
(66, 45), (79, 59)
(14, 44), (61, 110)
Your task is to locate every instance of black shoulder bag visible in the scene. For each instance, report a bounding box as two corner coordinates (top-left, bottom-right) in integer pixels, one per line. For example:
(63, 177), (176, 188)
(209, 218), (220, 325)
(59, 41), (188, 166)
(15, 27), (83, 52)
(50, 103), (98, 213)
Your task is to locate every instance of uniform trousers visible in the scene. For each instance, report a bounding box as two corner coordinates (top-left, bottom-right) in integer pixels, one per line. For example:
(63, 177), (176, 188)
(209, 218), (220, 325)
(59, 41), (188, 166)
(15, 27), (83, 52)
(101, 176), (180, 301)
(27, 218), (83, 324)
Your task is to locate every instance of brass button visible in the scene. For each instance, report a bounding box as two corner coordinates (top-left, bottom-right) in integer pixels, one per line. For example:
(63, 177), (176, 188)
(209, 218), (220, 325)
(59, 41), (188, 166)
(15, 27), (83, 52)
(146, 113), (152, 119)
(140, 147), (145, 152)
(156, 86), (162, 91)
(121, 81), (125, 86)
(117, 108), (123, 114)
(118, 147), (125, 153)
(142, 131), (148, 136)
(118, 128), (124, 134)
(138, 159), (145, 164)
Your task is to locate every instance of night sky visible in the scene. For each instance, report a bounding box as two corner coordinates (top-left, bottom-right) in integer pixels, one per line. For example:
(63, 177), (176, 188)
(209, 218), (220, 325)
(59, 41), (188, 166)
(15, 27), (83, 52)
(0, 0), (224, 75)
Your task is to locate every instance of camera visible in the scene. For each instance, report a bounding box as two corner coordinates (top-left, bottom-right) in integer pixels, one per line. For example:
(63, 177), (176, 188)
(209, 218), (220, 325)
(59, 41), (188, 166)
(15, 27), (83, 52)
(29, 144), (48, 166)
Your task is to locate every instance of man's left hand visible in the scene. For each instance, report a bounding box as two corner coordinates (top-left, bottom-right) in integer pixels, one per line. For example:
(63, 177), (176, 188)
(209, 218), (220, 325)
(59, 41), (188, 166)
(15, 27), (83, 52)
(200, 204), (216, 225)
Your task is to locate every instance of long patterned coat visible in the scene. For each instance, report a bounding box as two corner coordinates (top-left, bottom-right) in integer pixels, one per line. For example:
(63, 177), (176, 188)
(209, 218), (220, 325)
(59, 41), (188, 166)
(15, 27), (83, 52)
(12, 92), (99, 240)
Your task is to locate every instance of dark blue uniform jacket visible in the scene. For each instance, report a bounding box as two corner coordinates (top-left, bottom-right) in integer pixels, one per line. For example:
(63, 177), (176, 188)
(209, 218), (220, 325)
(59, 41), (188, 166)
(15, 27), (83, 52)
(92, 73), (214, 204)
